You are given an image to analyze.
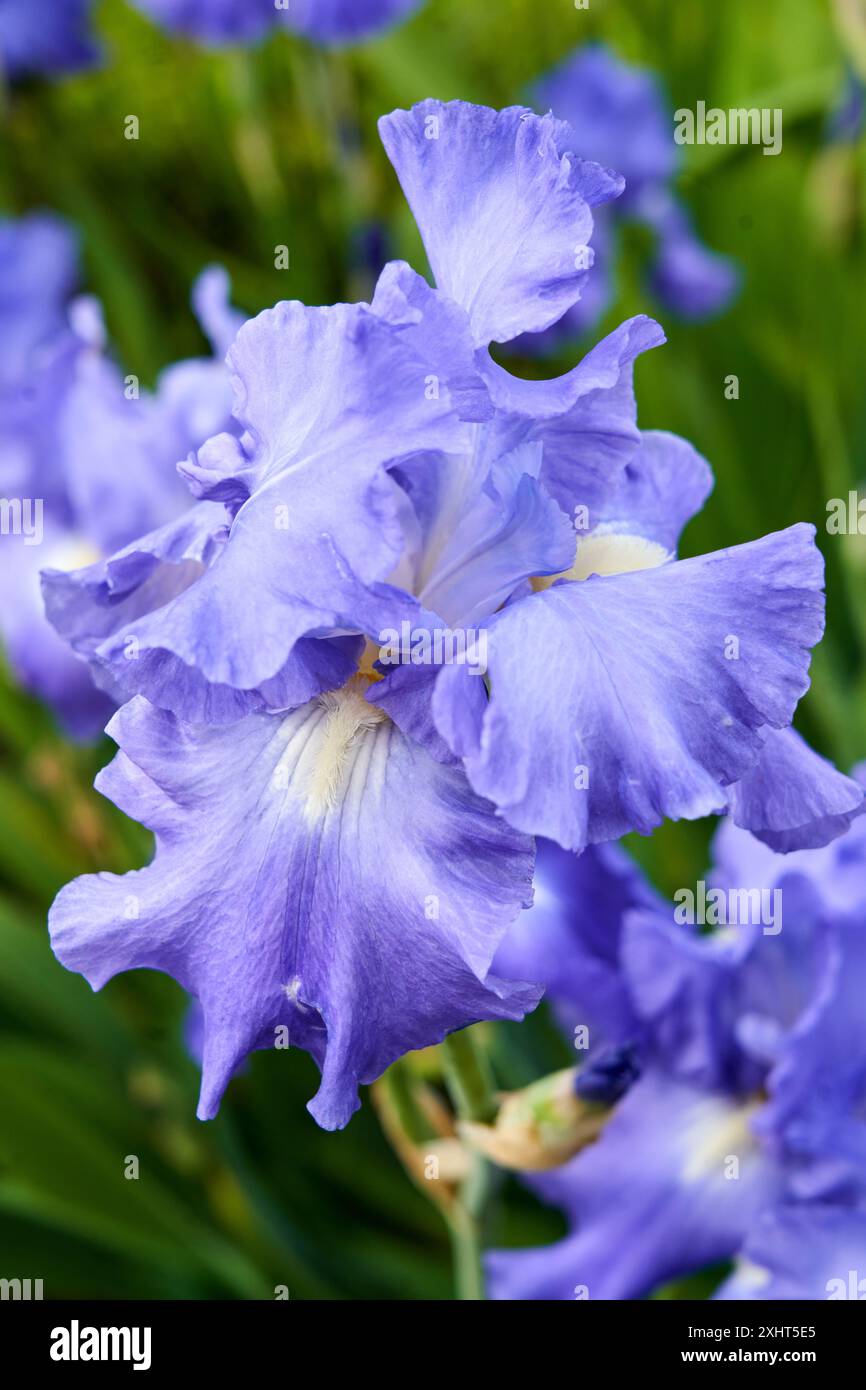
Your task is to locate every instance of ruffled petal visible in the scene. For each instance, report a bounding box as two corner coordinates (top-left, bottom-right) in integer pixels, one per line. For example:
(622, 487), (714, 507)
(481, 315), (665, 522)
(182, 267), (482, 505)
(49, 688), (539, 1130)
(378, 100), (623, 346)
(710, 781), (866, 918)
(65, 284), (476, 719)
(512, 208), (617, 350)
(438, 525), (824, 849)
(726, 725), (866, 852)
(533, 43), (678, 193)
(42, 502), (361, 724)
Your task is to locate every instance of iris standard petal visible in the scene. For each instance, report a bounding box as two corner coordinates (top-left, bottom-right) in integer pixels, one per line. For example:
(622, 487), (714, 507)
(378, 99), (623, 346)
(395, 442), (575, 627)
(481, 315), (665, 522)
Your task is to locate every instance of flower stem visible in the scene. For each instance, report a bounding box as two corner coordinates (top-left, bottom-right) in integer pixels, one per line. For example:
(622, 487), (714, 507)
(440, 1028), (498, 1125)
(440, 1028), (500, 1300)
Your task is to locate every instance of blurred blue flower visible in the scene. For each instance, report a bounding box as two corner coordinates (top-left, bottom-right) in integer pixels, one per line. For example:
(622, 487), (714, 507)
(0, 213), (240, 735)
(518, 43), (739, 348)
(0, 0), (98, 79)
(716, 1206), (866, 1300)
(131, 0), (424, 46)
(827, 67), (866, 144)
(488, 795), (866, 1299)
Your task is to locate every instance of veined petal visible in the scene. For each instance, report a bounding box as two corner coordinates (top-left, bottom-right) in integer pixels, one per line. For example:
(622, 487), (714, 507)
(183, 272), (479, 503)
(378, 100), (623, 346)
(368, 261), (492, 424)
(395, 441), (575, 627)
(437, 524), (824, 850)
(49, 688), (539, 1130)
(513, 209), (617, 352)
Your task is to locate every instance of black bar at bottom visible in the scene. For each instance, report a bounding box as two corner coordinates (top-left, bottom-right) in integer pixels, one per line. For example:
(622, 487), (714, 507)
(0, 1296), (859, 1374)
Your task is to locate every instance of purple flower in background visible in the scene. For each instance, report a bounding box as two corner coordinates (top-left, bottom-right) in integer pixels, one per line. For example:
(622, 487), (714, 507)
(519, 44), (738, 347)
(47, 99), (841, 1131)
(131, 0), (424, 46)
(827, 68), (866, 144)
(0, 0), (98, 79)
(0, 213), (81, 510)
(716, 1206), (866, 1300)
(488, 792), (866, 1299)
(289, 0), (424, 43)
(0, 215), (109, 735)
(0, 213), (240, 735)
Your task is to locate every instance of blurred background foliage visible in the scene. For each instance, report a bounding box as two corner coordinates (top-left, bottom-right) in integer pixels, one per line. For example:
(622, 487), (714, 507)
(0, 0), (864, 1298)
